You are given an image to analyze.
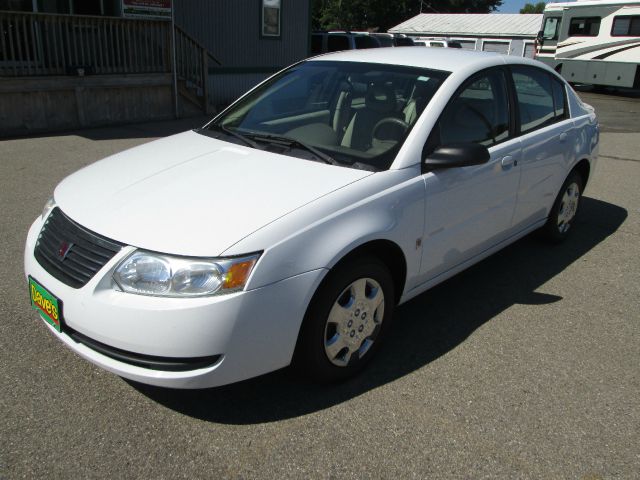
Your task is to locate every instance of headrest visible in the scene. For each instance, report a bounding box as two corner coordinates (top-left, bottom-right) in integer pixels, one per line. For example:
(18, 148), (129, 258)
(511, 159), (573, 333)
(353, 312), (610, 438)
(412, 77), (440, 99)
(365, 83), (396, 114)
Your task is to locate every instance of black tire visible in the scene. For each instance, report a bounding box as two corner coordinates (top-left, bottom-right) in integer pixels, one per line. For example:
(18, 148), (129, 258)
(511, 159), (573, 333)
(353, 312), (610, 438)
(541, 170), (584, 243)
(294, 256), (395, 383)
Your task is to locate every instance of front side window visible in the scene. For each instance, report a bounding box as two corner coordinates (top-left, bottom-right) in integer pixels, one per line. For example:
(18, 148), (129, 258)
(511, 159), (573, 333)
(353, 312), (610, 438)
(311, 34), (323, 55)
(433, 69), (510, 149)
(569, 17), (601, 36)
(542, 17), (561, 40)
(611, 16), (640, 36)
(512, 66), (566, 134)
(204, 61), (449, 171)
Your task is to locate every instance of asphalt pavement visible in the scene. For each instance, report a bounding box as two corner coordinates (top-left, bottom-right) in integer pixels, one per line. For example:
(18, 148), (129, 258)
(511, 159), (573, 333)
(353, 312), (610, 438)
(1, 92), (638, 479)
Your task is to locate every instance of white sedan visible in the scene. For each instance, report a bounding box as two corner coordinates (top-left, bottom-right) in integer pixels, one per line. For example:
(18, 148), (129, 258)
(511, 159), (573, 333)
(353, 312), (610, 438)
(24, 48), (599, 388)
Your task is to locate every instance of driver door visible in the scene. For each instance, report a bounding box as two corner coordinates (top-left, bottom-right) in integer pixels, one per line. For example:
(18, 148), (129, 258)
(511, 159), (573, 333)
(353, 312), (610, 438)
(419, 68), (522, 282)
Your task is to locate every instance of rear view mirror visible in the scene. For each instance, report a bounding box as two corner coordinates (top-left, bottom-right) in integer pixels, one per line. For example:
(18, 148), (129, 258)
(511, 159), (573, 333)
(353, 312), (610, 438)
(424, 143), (490, 170)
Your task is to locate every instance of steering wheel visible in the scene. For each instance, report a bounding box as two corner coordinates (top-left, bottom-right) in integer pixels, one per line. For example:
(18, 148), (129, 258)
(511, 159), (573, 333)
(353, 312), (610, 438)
(372, 117), (410, 142)
(463, 104), (496, 144)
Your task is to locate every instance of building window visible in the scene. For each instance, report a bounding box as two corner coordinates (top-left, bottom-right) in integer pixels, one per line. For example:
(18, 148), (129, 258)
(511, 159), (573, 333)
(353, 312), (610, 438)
(36, 0), (120, 15)
(0, 0), (33, 11)
(611, 16), (640, 36)
(568, 17), (601, 37)
(261, 0), (281, 38)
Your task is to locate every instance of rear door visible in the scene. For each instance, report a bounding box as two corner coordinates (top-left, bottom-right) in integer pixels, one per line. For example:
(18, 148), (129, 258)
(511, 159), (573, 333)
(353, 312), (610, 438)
(509, 66), (576, 228)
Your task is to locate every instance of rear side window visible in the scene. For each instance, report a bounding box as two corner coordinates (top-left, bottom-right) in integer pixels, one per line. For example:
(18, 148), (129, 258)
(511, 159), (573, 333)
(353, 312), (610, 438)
(569, 17), (601, 36)
(611, 16), (640, 36)
(375, 35), (394, 47)
(512, 66), (567, 134)
(328, 35), (349, 52)
(394, 37), (414, 46)
(354, 36), (379, 49)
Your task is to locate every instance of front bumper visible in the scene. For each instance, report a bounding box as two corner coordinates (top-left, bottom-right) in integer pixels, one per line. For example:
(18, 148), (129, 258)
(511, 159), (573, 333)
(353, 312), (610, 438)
(24, 217), (326, 389)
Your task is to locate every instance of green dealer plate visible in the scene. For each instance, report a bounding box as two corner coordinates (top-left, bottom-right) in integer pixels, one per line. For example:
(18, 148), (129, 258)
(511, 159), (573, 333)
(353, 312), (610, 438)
(29, 276), (63, 332)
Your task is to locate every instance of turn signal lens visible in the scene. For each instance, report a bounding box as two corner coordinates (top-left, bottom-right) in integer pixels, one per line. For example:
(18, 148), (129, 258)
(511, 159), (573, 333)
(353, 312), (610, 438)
(42, 197), (56, 220)
(223, 259), (258, 290)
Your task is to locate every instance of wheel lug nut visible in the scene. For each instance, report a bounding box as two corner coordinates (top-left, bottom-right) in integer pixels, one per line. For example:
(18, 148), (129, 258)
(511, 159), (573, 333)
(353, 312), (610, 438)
(350, 330), (355, 337)
(347, 320), (353, 327)
(358, 325), (363, 332)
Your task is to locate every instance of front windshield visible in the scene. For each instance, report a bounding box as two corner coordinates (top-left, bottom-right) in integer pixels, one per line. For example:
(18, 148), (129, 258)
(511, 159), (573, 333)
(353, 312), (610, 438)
(543, 17), (561, 40)
(203, 61), (449, 171)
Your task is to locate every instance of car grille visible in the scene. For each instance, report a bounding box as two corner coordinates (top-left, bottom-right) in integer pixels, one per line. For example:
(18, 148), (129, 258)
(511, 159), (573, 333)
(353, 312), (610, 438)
(34, 207), (124, 288)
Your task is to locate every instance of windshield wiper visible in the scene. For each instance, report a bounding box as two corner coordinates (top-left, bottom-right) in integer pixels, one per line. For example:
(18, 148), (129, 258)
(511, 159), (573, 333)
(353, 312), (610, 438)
(205, 124), (259, 149)
(245, 133), (340, 166)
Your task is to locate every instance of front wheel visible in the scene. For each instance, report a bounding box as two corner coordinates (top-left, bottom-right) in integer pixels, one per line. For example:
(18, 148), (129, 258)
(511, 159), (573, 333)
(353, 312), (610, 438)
(541, 171), (584, 242)
(294, 257), (395, 383)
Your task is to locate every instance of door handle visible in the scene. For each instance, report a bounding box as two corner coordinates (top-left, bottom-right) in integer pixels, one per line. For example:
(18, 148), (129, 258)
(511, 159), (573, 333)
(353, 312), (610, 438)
(559, 132), (568, 141)
(501, 155), (516, 168)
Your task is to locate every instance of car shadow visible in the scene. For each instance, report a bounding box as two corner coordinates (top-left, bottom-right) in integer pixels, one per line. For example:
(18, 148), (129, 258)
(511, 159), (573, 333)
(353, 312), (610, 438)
(128, 197), (627, 425)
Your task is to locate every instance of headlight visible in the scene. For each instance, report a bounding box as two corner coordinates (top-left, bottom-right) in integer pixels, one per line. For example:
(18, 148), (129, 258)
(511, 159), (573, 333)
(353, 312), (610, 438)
(42, 196), (56, 220)
(113, 251), (260, 297)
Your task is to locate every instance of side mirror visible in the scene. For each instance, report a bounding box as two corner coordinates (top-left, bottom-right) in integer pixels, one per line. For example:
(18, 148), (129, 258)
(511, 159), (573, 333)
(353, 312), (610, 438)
(424, 143), (490, 170)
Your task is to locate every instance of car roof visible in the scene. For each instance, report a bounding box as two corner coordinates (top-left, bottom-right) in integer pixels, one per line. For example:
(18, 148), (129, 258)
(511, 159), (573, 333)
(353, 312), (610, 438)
(310, 46), (543, 74)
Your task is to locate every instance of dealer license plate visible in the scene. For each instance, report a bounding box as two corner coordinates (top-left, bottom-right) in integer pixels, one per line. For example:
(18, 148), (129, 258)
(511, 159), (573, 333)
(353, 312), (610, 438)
(29, 276), (63, 332)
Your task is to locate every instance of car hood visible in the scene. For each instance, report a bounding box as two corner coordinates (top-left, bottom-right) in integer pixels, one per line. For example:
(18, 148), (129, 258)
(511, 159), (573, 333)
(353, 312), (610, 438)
(54, 130), (372, 256)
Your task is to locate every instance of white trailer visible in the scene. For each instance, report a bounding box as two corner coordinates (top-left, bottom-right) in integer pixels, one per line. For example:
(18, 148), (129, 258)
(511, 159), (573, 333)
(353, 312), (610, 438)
(536, 0), (640, 88)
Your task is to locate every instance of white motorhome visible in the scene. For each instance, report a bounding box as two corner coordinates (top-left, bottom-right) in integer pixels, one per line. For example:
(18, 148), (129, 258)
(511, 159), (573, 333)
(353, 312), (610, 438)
(536, 0), (640, 88)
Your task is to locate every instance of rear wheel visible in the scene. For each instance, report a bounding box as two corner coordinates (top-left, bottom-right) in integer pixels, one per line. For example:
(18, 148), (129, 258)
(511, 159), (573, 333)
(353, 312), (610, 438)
(294, 257), (395, 383)
(541, 171), (583, 242)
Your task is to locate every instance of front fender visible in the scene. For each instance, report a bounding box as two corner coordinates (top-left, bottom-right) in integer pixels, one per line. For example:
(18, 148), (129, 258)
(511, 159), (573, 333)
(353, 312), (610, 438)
(226, 167), (426, 297)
